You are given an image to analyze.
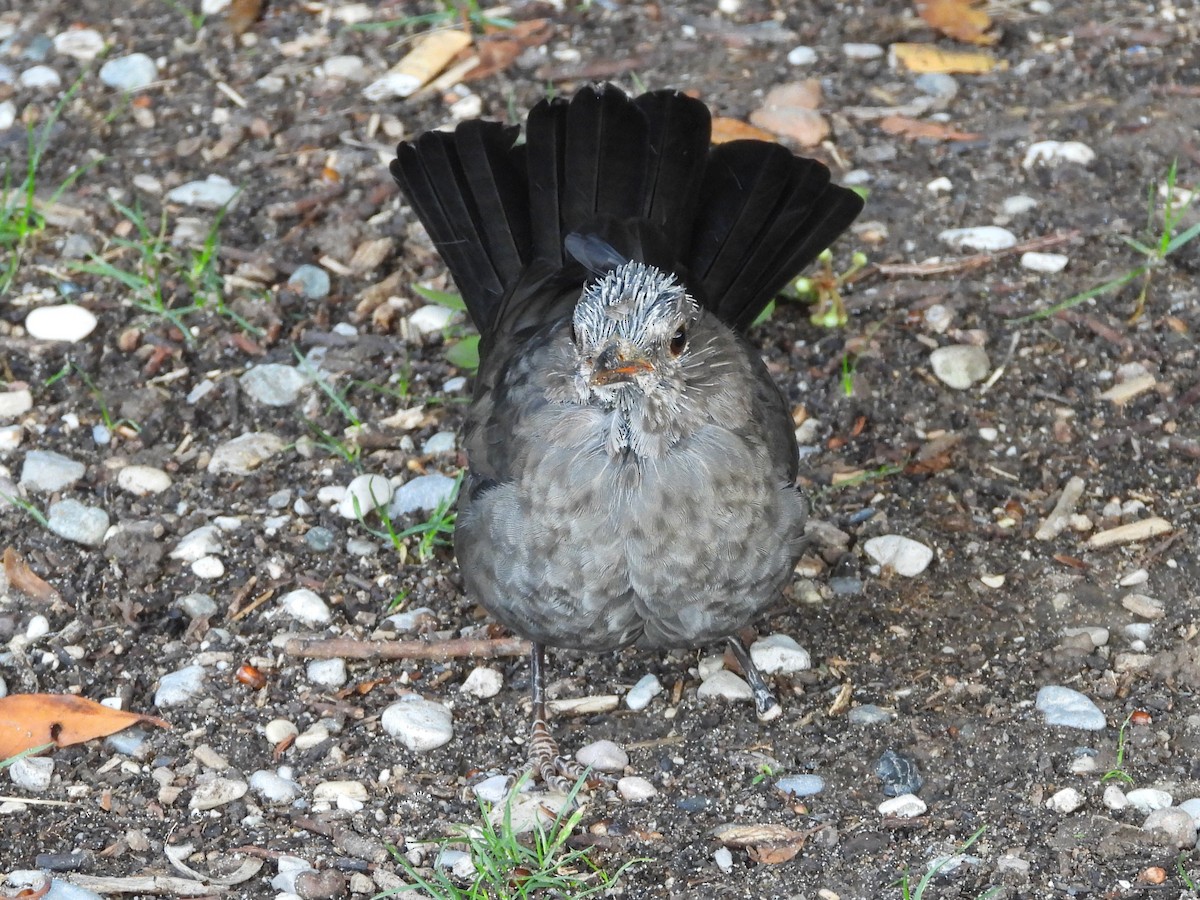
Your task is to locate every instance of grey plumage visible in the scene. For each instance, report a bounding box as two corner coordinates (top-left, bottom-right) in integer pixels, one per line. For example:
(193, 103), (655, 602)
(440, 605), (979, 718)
(392, 84), (863, 780)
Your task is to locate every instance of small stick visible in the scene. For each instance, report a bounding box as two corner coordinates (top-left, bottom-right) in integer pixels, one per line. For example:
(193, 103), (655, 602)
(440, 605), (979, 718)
(874, 229), (1080, 277)
(284, 636), (530, 660)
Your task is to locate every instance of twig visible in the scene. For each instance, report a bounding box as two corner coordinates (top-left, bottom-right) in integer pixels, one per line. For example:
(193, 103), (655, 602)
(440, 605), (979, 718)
(264, 184), (345, 219)
(874, 230), (1080, 277)
(284, 636), (531, 660)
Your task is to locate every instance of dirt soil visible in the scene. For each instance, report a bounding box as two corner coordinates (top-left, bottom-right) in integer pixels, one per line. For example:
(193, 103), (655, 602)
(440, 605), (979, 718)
(2, 0), (1200, 898)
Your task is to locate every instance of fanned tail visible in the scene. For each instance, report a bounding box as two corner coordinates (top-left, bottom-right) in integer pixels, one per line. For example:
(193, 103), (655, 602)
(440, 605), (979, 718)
(391, 83), (863, 353)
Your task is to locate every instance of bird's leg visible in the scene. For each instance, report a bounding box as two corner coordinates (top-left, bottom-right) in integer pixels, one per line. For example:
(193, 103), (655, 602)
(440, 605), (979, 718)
(728, 636), (782, 722)
(526, 642), (583, 792)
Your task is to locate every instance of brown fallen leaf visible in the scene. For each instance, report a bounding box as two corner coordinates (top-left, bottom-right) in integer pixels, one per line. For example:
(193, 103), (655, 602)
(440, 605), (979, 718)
(464, 19), (554, 82)
(711, 117), (778, 144)
(711, 823), (808, 847)
(0, 694), (169, 759)
(747, 839), (805, 864)
(880, 115), (982, 142)
(3, 546), (60, 602)
(891, 42), (1003, 74)
(227, 0), (265, 36)
(917, 0), (996, 45)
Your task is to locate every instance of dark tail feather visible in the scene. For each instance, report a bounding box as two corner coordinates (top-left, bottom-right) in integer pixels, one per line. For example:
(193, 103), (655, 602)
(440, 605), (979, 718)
(390, 122), (527, 335)
(689, 141), (864, 330)
(633, 90), (711, 255)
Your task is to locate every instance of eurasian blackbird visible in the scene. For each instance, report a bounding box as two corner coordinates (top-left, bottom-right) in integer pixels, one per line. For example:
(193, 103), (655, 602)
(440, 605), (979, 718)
(391, 83), (862, 786)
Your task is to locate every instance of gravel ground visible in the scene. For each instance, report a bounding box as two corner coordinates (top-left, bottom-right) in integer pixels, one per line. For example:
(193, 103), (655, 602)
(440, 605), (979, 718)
(1, 1), (1199, 898)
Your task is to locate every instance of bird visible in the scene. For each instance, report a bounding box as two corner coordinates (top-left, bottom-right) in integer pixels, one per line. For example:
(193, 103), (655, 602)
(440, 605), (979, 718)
(391, 83), (863, 787)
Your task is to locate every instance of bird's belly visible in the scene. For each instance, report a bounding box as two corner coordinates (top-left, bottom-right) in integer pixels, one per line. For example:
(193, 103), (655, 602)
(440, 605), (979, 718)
(456, 423), (805, 651)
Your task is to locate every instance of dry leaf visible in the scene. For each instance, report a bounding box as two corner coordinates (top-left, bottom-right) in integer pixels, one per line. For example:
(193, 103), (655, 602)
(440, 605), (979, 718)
(464, 19), (554, 82)
(917, 0), (996, 45)
(880, 115), (982, 141)
(227, 0), (265, 36)
(711, 117), (778, 144)
(891, 42), (1002, 74)
(747, 840), (805, 864)
(0, 694), (169, 758)
(3, 547), (60, 602)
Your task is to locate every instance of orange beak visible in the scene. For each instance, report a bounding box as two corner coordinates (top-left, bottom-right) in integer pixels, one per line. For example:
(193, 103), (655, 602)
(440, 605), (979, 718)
(590, 354), (653, 386)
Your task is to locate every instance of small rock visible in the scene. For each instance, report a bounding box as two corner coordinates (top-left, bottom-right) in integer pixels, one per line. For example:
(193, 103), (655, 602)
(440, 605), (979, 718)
(914, 72), (958, 98)
(1143, 808), (1197, 848)
(313, 780), (369, 807)
(1002, 194), (1039, 215)
(938, 226), (1017, 251)
(1086, 517), (1172, 548)
(287, 265), (331, 299)
(337, 474), (393, 519)
(389, 474), (458, 516)
(381, 699), (454, 752)
(19, 65), (62, 90)
(1046, 787), (1084, 813)
(52, 29), (106, 61)
(264, 719), (299, 745)
(20, 450), (85, 491)
(191, 556), (224, 579)
(408, 305), (458, 334)
(472, 774), (511, 804)
(1036, 685), (1106, 731)
(240, 364), (308, 407)
(47, 499), (110, 547)
(625, 673), (664, 711)
(878, 793), (926, 817)
(384, 606), (436, 632)
(1103, 785), (1128, 810)
(460, 666), (503, 698)
(697, 670), (753, 703)
(618, 776), (658, 801)
(279, 588), (332, 626)
(190, 776), (248, 810)
(322, 55), (366, 81)
(1062, 626), (1110, 648)
(1021, 251), (1069, 273)
(926, 343), (993, 388)
(99, 53), (157, 91)
(169, 525), (223, 562)
(749, 634), (811, 674)
(0, 389), (33, 420)
(306, 658), (347, 688)
(9, 756), (53, 792)
(1120, 593), (1165, 620)
(0, 101), (13, 131)
(1022, 140), (1096, 169)
(848, 704), (893, 726)
(1098, 374), (1157, 405)
(575, 739), (628, 773)
(166, 175), (238, 209)
(422, 431), (457, 455)
(776, 775), (824, 797)
(749, 81), (829, 147)
(207, 432), (285, 474)
(787, 45), (817, 65)
(926, 176), (953, 194)
(842, 42), (884, 60)
(179, 593), (218, 619)
(24, 304), (99, 343)
(272, 857), (316, 893)
(863, 534), (934, 576)
(1126, 788), (1173, 813)
(155, 665), (206, 706)
(876, 750), (923, 797)
(713, 846), (734, 874)
(117, 465), (172, 495)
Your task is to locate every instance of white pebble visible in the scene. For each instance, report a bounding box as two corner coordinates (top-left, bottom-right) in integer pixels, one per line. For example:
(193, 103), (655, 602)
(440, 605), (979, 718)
(472, 774), (511, 803)
(879, 793), (927, 817)
(1002, 194), (1039, 215)
(930, 345), (990, 390)
(240, 363), (308, 407)
(713, 846), (734, 874)
(189, 776), (248, 810)
(47, 499), (109, 547)
(617, 776), (658, 801)
(53, 29), (106, 61)
(9, 756), (53, 792)
(422, 431), (456, 455)
(155, 665), (206, 706)
(0, 388), (33, 420)
(99, 53), (158, 91)
(338, 474), (393, 519)
(21, 450), (85, 491)
(26, 614), (50, 640)
(165, 175), (238, 209)
(24, 305), (98, 342)
(313, 780), (369, 809)
(390, 474), (458, 516)
(1046, 787), (1084, 813)
(749, 634), (811, 674)
(250, 769), (301, 803)
(306, 658), (347, 688)
(170, 525), (223, 563)
(863, 534), (934, 576)
(1021, 251), (1069, 273)
(697, 670), (753, 703)
(408, 305), (458, 334)
(19, 66), (62, 90)
(926, 176), (953, 194)
(117, 464), (172, 495)
(207, 432), (285, 475)
(787, 46), (817, 66)
(0, 100), (13, 130)
(449, 93), (482, 120)
(1126, 788), (1173, 813)
(1120, 593), (1164, 620)
(322, 55), (366, 81)
(938, 226), (1017, 252)
(279, 588), (331, 626)
(1022, 140), (1096, 169)
(264, 719), (299, 744)
(575, 739), (628, 773)
(1103, 785), (1128, 810)
(1035, 685), (1106, 730)
(625, 673), (664, 711)
(843, 42), (884, 60)
(460, 666), (503, 698)
(191, 555), (225, 579)
(1119, 568), (1149, 587)
(382, 698), (454, 752)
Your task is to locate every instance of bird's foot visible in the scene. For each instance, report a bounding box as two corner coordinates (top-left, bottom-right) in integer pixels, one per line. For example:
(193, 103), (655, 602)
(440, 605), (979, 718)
(728, 635), (783, 723)
(526, 717), (592, 793)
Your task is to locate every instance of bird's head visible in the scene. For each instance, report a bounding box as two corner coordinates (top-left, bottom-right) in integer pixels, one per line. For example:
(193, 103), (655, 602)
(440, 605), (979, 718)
(570, 261), (698, 408)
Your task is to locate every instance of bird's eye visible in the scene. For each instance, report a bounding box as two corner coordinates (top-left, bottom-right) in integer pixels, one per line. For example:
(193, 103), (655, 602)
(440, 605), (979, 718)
(668, 326), (687, 357)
